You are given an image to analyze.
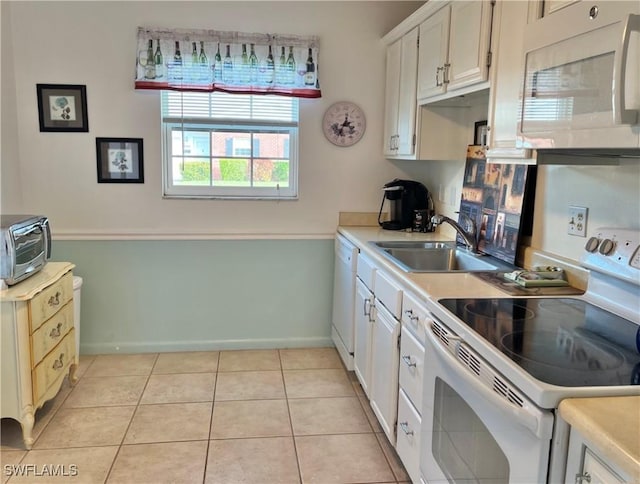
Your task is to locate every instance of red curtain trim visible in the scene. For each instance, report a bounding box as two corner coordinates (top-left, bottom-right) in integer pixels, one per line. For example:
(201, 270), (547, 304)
(134, 81), (321, 99)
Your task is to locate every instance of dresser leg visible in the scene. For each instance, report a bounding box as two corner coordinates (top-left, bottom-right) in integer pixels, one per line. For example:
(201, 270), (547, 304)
(69, 362), (78, 385)
(20, 411), (35, 450)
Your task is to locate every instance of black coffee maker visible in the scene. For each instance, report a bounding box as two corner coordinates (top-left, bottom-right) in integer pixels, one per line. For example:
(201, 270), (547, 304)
(378, 179), (434, 231)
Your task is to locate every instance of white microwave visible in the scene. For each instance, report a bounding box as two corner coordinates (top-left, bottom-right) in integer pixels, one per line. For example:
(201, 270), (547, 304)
(518, 2), (640, 150)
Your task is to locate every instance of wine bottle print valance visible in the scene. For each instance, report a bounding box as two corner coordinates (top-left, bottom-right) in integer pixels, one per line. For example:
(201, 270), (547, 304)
(135, 27), (321, 98)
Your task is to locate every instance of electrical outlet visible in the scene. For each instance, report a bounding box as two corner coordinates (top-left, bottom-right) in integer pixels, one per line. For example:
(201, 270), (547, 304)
(568, 206), (588, 237)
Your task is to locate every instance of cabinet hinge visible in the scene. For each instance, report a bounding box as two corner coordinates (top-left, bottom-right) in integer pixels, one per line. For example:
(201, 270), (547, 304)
(486, 50), (492, 68)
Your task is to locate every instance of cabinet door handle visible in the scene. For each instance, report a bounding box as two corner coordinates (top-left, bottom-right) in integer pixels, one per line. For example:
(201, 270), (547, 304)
(52, 353), (65, 370)
(436, 66), (443, 87)
(48, 291), (61, 307)
(363, 298), (371, 317)
(575, 472), (591, 484)
(49, 322), (63, 339)
(399, 421), (414, 436)
(402, 355), (417, 368)
(443, 63), (450, 85)
(368, 301), (375, 323)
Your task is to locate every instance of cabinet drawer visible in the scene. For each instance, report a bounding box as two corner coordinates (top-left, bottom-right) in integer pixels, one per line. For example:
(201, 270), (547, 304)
(357, 253), (376, 291)
(32, 329), (75, 404)
(396, 388), (422, 484)
(31, 302), (74, 366)
(399, 326), (425, 411)
(374, 270), (402, 319)
(29, 272), (73, 333)
(401, 291), (431, 344)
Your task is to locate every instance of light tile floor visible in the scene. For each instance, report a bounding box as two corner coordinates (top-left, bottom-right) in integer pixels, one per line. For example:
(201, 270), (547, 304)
(1, 348), (409, 484)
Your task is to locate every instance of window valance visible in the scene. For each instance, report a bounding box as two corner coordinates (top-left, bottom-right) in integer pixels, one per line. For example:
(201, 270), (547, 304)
(135, 27), (321, 98)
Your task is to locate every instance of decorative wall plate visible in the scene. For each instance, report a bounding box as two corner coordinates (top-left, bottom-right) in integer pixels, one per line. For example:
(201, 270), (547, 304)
(322, 101), (366, 147)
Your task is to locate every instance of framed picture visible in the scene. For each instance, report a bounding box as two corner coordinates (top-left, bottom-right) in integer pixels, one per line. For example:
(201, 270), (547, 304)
(96, 138), (144, 183)
(474, 120), (488, 146)
(36, 84), (88, 132)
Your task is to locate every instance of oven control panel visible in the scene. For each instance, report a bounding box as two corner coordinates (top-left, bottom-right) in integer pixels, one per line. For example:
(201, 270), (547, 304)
(582, 228), (640, 283)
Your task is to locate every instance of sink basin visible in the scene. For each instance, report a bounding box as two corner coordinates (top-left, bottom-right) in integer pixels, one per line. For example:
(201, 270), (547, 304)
(372, 241), (456, 250)
(369, 242), (515, 273)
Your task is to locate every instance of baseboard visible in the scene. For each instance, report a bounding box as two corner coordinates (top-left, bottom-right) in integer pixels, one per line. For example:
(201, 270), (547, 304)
(80, 336), (333, 355)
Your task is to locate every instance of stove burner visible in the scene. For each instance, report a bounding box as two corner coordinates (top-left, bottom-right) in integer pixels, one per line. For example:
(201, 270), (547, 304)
(462, 301), (535, 321)
(500, 329), (625, 371)
(537, 299), (585, 317)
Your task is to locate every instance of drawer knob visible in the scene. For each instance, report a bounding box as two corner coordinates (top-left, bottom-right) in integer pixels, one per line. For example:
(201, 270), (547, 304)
(402, 355), (417, 368)
(48, 292), (61, 307)
(575, 473), (591, 484)
(52, 353), (65, 370)
(49, 322), (63, 339)
(399, 421), (414, 436)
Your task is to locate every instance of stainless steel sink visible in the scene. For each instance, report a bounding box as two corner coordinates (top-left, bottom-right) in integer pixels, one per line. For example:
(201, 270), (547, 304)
(368, 241), (515, 273)
(372, 241), (455, 250)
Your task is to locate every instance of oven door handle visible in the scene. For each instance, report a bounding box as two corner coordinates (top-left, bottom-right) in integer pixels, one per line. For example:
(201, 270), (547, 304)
(426, 322), (551, 439)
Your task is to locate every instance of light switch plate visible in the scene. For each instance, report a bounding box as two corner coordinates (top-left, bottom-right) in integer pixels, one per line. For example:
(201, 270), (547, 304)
(568, 206), (588, 237)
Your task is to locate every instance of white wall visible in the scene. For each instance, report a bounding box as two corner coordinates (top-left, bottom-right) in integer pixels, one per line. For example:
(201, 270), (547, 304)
(1, 1), (23, 213)
(5, 1), (421, 237)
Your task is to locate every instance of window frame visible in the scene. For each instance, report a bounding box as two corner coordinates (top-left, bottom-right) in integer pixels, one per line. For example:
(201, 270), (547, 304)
(161, 93), (299, 200)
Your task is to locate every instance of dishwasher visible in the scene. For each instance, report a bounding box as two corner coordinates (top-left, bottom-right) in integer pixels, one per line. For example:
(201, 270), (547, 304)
(331, 234), (358, 370)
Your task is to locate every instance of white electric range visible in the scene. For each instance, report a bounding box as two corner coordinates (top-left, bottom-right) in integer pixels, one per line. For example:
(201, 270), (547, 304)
(419, 228), (640, 484)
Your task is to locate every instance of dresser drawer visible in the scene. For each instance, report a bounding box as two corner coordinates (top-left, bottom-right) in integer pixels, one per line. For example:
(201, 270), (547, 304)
(32, 329), (75, 404)
(31, 301), (74, 366)
(29, 272), (73, 333)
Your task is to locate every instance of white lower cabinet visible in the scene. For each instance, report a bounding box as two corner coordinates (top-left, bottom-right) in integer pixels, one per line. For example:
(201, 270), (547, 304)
(397, 388), (422, 484)
(354, 277), (374, 398)
(565, 428), (630, 484)
(370, 301), (400, 444)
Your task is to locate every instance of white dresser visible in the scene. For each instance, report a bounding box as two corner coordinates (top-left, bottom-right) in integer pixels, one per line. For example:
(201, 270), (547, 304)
(1, 262), (78, 449)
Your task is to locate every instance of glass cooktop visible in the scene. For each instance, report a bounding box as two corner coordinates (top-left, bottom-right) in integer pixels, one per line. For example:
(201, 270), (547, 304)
(439, 298), (640, 387)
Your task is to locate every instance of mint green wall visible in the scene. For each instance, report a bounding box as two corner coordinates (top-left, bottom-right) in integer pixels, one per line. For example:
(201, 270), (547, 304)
(52, 240), (334, 354)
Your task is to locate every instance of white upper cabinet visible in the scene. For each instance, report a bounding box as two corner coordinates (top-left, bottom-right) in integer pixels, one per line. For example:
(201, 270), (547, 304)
(417, 1), (493, 103)
(485, 0), (538, 163)
(383, 27), (419, 158)
(416, 7), (450, 100)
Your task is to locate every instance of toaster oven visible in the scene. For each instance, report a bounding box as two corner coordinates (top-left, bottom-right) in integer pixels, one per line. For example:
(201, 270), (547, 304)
(1, 215), (51, 286)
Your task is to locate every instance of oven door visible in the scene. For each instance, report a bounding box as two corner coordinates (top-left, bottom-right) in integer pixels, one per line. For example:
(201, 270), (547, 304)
(420, 319), (554, 484)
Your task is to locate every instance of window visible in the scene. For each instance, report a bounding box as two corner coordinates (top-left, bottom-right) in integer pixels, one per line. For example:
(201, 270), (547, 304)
(162, 91), (299, 199)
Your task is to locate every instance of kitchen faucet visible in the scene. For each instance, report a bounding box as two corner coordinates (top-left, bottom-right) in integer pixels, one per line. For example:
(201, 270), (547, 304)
(431, 213), (478, 253)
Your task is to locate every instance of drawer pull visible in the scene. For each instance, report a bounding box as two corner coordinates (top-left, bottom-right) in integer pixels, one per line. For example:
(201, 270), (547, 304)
(575, 473), (591, 484)
(49, 322), (63, 339)
(402, 355), (416, 368)
(399, 421), (414, 436)
(52, 353), (65, 370)
(48, 292), (61, 307)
